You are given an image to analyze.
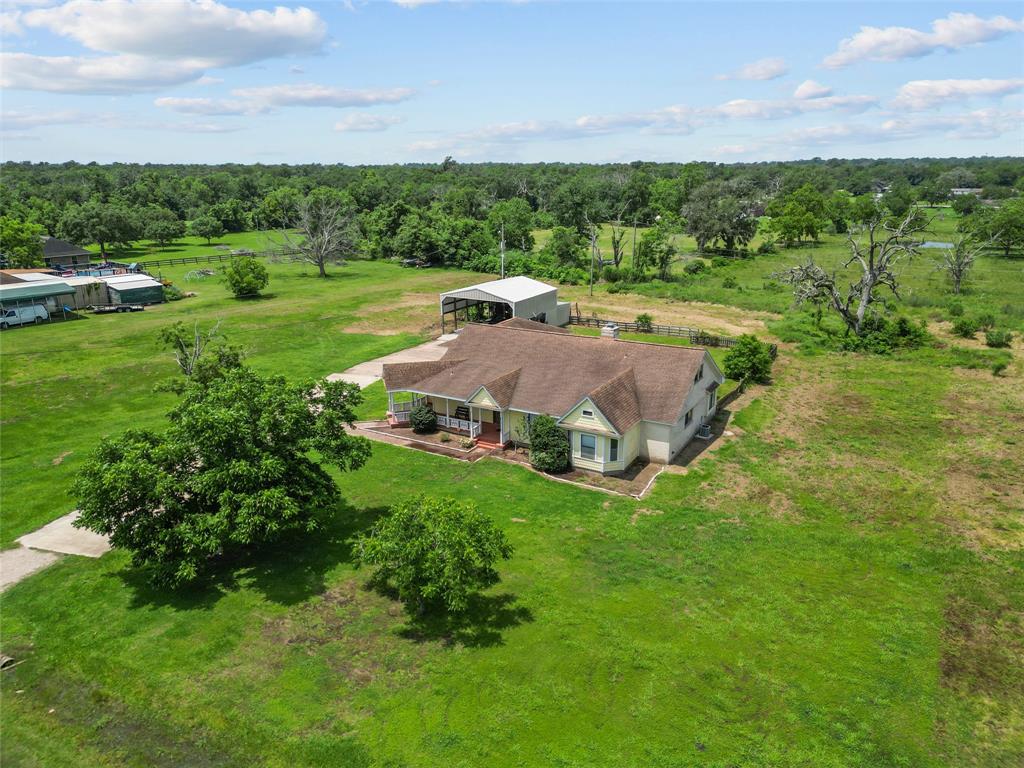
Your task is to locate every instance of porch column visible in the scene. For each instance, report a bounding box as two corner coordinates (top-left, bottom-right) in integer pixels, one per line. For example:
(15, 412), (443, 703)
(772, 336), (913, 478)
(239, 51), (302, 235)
(388, 391), (394, 413)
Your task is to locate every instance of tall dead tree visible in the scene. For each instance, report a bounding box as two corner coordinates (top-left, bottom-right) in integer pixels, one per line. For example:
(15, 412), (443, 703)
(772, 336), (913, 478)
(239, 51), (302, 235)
(935, 235), (987, 295)
(288, 198), (358, 278)
(775, 207), (928, 336)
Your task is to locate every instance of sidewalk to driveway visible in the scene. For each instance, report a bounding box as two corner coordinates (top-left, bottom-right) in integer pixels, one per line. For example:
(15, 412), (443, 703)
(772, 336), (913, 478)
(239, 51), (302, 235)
(1, 512), (110, 592)
(327, 334), (457, 388)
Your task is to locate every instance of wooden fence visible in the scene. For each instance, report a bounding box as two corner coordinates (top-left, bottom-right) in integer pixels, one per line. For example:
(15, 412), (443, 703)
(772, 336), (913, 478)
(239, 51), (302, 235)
(569, 314), (778, 357)
(132, 246), (299, 269)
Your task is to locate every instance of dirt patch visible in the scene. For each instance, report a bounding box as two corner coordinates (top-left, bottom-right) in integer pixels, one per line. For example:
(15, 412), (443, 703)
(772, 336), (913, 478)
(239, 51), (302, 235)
(342, 293), (438, 335)
(51, 451), (72, 466)
(262, 580), (423, 690)
(702, 467), (802, 523)
(937, 370), (1024, 552)
(560, 290), (778, 338)
(629, 507), (664, 526)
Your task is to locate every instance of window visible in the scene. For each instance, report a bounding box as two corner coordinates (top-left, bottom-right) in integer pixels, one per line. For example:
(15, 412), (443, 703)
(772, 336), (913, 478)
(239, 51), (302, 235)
(581, 409), (594, 418)
(684, 408), (694, 427)
(694, 364), (704, 384)
(609, 438), (619, 462)
(580, 433), (596, 460)
(708, 389), (717, 412)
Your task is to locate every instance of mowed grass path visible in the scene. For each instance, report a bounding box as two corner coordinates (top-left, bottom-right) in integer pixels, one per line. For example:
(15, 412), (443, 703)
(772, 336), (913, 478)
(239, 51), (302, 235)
(0, 259), (487, 546)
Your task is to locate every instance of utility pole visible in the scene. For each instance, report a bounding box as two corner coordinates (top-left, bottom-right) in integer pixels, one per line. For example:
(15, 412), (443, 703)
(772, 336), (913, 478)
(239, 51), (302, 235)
(631, 218), (638, 269)
(589, 225), (596, 296)
(500, 221), (506, 279)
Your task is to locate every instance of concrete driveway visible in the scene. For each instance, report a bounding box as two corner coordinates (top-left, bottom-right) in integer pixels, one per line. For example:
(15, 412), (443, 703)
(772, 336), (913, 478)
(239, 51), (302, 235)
(327, 333), (457, 388)
(1, 512), (110, 591)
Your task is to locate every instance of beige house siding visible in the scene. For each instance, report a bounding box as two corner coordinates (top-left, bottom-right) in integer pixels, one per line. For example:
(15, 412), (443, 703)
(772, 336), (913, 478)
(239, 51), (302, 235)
(569, 423), (639, 472)
(468, 388), (499, 409)
(507, 410), (531, 444)
(560, 398), (617, 435)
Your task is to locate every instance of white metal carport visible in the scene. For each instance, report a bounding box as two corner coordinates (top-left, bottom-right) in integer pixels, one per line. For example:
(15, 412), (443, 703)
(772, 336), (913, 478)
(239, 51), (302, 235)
(439, 276), (560, 333)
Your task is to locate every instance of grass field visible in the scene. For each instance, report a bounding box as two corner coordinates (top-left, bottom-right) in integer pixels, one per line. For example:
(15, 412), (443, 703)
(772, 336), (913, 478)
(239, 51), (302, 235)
(2, 243), (1022, 766)
(535, 211), (1024, 333)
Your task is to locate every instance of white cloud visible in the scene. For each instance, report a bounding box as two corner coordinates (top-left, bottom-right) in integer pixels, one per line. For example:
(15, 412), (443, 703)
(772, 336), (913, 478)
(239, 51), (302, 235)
(21, 0), (325, 67)
(793, 80), (832, 100)
(711, 94), (876, 120)
(891, 78), (1024, 110)
(715, 108), (1023, 155)
(824, 12), (1024, 68)
(155, 84), (416, 115)
(4, 0), (326, 93)
(0, 108), (241, 135)
(153, 96), (267, 116)
(409, 90), (877, 154)
(232, 83), (415, 108)
(1, 11), (23, 35)
(334, 113), (403, 132)
(1, 52), (206, 93)
(716, 57), (788, 81)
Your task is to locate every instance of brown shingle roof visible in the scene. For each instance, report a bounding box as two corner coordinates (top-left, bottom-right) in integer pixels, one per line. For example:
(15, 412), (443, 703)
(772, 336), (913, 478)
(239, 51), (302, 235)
(586, 368), (642, 433)
(382, 358), (465, 390)
(496, 317), (571, 334)
(384, 324), (714, 428)
(479, 368), (521, 409)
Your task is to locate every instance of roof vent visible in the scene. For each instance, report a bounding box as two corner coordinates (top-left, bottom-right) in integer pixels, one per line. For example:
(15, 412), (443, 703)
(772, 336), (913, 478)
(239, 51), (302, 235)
(600, 323), (620, 340)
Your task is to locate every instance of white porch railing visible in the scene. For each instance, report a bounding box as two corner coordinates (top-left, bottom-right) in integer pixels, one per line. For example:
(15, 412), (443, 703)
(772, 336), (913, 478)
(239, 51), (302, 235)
(437, 415), (482, 438)
(390, 396), (426, 422)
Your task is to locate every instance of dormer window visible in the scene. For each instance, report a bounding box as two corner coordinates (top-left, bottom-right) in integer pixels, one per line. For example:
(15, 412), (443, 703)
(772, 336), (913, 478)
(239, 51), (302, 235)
(582, 409), (594, 418)
(693, 364), (704, 384)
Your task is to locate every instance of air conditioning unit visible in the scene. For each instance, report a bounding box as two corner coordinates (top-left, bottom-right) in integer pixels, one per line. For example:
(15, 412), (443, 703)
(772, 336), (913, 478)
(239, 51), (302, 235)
(696, 424), (712, 440)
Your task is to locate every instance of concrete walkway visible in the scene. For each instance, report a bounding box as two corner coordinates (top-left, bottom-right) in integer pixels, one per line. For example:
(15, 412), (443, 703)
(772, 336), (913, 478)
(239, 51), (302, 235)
(1, 512), (110, 591)
(327, 334), (457, 388)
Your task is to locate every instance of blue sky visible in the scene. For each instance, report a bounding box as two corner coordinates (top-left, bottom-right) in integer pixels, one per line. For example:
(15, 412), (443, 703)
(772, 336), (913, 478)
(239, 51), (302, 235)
(1, 1), (1022, 163)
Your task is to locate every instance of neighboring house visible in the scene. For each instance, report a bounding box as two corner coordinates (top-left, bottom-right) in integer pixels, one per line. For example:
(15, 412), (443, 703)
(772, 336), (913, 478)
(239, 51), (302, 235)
(383, 319), (724, 474)
(950, 187), (983, 197)
(41, 237), (93, 270)
(439, 276), (571, 333)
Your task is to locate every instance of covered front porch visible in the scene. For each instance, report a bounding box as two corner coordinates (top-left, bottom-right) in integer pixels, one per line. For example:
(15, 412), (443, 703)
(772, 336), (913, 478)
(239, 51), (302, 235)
(386, 390), (508, 445)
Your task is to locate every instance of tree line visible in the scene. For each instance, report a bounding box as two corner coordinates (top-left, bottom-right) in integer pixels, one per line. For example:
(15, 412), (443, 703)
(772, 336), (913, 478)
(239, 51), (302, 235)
(1, 157), (1021, 278)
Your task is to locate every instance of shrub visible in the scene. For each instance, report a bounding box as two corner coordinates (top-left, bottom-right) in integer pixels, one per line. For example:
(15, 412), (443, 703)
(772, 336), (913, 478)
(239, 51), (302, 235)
(711, 257), (730, 268)
(757, 239), (777, 254)
(684, 260), (706, 275)
(602, 265), (622, 283)
(985, 329), (1013, 348)
(841, 315), (930, 353)
(223, 255), (269, 298)
(951, 317), (978, 338)
(975, 312), (996, 331)
(528, 415), (570, 473)
(357, 495), (513, 614)
(722, 276), (738, 289)
(635, 313), (653, 332)
(409, 403), (437, 433)
(439, 432), (451, 443)
(723, 335), (774, 384)
(163, 284), (184, 301)
(992, 361), (1008, 377)
(946, 299), (964, 318)
(607, 283), (623, 294)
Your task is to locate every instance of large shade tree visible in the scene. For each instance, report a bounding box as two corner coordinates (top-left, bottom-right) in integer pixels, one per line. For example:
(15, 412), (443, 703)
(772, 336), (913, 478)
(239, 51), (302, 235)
(74, 367), (371, 586)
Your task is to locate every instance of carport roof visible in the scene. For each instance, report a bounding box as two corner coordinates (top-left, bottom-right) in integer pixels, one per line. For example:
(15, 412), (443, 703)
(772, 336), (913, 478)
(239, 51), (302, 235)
(0, 282), (75, 302)
(440, 276), (556, 306)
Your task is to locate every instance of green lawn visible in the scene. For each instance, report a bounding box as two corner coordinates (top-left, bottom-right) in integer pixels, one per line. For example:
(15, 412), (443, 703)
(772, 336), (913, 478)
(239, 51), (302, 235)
(2, 255), (1022, 767)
